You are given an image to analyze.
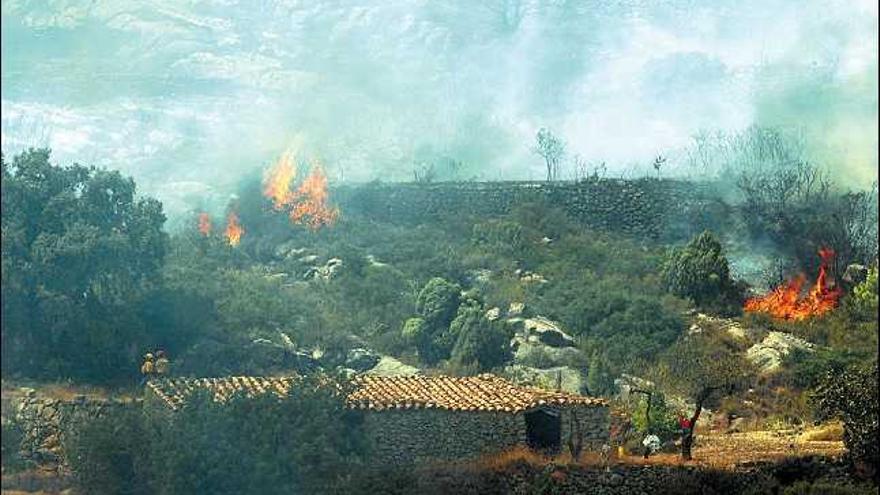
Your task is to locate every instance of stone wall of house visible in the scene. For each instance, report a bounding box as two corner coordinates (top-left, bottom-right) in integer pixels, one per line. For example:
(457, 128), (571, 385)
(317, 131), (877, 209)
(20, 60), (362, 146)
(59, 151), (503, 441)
(9, 389), (140, 466)
(362, 404), (610, 464)
(362, 409), (527, 464)
(334, 179), (726, 242)
(560, 405), (611, 451)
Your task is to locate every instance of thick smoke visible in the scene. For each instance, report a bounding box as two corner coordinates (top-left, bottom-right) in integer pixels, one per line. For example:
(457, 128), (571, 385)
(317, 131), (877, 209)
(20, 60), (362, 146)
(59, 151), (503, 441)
(1, 0), (876, 224)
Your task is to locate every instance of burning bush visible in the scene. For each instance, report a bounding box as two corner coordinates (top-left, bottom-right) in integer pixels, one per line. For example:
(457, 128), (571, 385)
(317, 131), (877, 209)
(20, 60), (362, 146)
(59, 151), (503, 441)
(744, 248), (841, 321)
(261, 151), (339, 230)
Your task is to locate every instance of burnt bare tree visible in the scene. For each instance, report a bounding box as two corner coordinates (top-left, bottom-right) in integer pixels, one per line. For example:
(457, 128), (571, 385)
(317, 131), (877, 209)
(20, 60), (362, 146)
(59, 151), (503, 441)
(533, 128), (565, 182)
(567, 410), (584, 460)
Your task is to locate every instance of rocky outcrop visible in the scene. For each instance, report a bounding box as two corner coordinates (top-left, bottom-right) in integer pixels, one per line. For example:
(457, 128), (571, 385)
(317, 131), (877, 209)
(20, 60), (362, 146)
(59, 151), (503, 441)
(366, 356), (421, 377)
(689, 313), (760, 341)
(503, 364), (586, 395)
(509, 316), (583, 369)
(345, 347), (382, 372)
(524, 317), (576, 348)
(505, 316), (588, 393)
(305, 257), (343, 280)
(746, 332), (814, 373)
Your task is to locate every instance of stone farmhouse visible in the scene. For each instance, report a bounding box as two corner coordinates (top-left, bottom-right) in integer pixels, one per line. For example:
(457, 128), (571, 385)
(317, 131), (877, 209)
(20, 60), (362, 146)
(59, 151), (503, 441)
(145, 373), (610, 463)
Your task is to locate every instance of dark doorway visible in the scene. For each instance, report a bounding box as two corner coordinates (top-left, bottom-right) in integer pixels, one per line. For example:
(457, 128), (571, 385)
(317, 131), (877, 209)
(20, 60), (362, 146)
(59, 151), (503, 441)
(525, 408), (561, 453)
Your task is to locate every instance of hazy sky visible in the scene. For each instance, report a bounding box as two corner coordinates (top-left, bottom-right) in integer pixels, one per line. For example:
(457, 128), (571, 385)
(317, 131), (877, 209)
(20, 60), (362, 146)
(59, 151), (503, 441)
(2, 0), (877, 218)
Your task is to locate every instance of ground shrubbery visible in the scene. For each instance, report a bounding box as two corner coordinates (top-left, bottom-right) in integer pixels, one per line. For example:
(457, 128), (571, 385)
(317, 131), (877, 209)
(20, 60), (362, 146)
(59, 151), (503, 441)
(1, 417), (30, 474)
(64, 374), (367, 495)
(813, 361), (879, 482)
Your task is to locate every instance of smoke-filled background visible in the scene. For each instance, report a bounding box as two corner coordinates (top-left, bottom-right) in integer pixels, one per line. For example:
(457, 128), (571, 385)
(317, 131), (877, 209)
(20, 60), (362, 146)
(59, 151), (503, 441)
(2, 0), (877, 222)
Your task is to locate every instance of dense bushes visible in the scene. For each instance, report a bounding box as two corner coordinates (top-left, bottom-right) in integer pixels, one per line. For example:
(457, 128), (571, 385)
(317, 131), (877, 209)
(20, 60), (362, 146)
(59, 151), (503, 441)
(813, 361), (878, 481)
(1, 149), (168, 382)
(630, 392), (682, 443)
(662, 230), (745, 315)
(402, 277), (463, 364)
(1, 417), (29, 473)
(448, 295), (512, 373)
(65, 374), (367, 495)
(65, 406), (147, 495)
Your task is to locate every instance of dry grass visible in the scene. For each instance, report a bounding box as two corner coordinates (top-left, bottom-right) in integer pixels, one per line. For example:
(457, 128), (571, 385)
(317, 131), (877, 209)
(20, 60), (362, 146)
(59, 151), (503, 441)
(476, 430), (846, 474)
(799, 422), (844, 442)
(477, 445), (549, 470)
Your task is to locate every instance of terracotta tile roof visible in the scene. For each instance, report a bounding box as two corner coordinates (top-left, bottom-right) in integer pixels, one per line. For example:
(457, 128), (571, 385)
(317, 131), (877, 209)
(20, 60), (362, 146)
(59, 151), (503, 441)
(349, 373), (607, 412)
(146, 376), (299, 411)
(147, 373), (607, 413)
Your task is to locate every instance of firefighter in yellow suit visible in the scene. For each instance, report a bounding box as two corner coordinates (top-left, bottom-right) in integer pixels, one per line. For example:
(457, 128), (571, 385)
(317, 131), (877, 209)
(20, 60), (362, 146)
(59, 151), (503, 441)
(140, 353), (155, 385)
(155, 350), (170, 376)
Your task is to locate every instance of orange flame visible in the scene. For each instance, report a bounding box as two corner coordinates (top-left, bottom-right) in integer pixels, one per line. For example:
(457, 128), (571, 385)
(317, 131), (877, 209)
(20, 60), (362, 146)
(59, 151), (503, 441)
(289, 165), (339, 230)
(262, 150), (339, 231)
(197, 212), (212, 236)
(225, 211), (244, 247)
(744, 248), (841, 321)
(263, 152), (297, 210)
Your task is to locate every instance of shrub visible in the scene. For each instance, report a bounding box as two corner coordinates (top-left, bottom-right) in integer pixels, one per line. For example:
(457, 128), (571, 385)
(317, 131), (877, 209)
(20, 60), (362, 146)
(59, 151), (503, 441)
(1, 417), (29, 473)
(630, 392), (681, 442)
(65, 374), (368, 495)
(416, 277), (462, 328)
(403, 277), (464, 364)
(781, 481), (879, 495)
(661, 230), (744, 315)
(813, 361), (879, 481)
(472, 220), (524, 254)
(449, 297), (512, 372)
(850, 264), (878, 320)
(64, 406), (148, 495)
(159, 374), (366, 494)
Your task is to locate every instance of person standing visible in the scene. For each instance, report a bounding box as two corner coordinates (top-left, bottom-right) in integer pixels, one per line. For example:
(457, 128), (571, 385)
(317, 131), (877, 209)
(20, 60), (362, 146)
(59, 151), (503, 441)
(140, 353), (155, 385)
(155, 350), (170, 376)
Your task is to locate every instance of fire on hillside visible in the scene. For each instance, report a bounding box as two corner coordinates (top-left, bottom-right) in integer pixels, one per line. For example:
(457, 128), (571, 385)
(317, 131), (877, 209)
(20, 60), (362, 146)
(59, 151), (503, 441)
(198, 212), (211, 236)
(262, 152), (339, 230)
(225, 211), (244, 247)
(744, 248), (841, 321)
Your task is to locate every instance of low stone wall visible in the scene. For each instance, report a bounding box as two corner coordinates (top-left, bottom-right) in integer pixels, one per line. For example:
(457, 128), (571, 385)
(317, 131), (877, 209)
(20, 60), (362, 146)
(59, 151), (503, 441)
(10, 390), (139, 466)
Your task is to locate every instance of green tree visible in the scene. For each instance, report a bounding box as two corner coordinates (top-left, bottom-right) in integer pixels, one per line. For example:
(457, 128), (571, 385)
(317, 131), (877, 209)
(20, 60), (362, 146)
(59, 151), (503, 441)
(586, 353), (614, 397)
(67, 374), (367, 495)
(657, 333), (754, 460)
(850, 264), (878, 320)
(662, 230), (743, 315)
(64, 406), (148, 495)
(1, 149), (168, 381)
(403, 277), (462, 364)
(416, 277), (461, 329)
(449, 296), (512, 373)
(813, 361), (878, 482)
(630, 392), (680, 442)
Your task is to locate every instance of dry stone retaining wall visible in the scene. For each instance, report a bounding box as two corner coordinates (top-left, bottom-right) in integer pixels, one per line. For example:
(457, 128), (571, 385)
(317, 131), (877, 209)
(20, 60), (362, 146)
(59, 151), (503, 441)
(10, 390), (139, 466)
(335, 179), (725, 241)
